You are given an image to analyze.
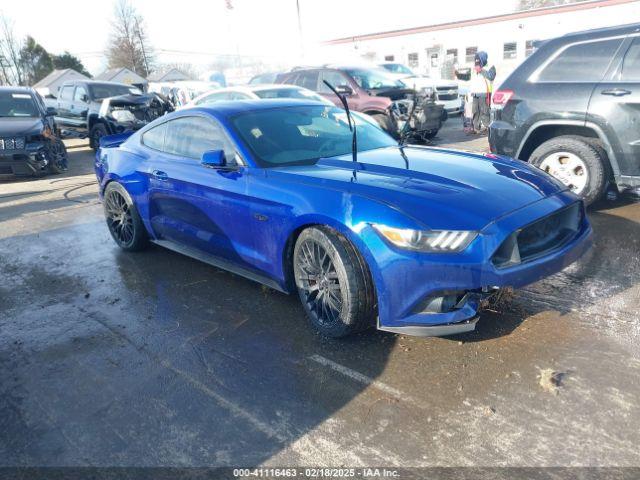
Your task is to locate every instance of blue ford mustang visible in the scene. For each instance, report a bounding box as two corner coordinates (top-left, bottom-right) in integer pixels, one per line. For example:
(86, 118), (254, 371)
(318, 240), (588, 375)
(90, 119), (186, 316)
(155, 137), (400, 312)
(95, 99), (592, 337)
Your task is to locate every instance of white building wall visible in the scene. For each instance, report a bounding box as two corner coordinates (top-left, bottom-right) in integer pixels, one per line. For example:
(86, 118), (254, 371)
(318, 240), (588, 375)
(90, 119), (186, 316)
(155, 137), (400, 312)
(36, 70), (88, 97)
(325, 2), (640, 86)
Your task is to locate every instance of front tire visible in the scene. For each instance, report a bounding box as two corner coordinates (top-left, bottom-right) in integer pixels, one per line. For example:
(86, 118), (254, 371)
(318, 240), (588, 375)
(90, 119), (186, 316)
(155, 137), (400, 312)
(103, 182), (148, 251)
(47, 139), (68, 174)
(529, 136), (606, 206)
(293, 227), (375, 337)
(89, 123), (108, 151)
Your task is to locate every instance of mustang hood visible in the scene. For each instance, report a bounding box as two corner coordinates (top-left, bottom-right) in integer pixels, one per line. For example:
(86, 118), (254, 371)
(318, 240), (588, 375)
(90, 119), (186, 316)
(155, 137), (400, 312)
(269, 146), (566, 231)
(0, 117), (43, 137)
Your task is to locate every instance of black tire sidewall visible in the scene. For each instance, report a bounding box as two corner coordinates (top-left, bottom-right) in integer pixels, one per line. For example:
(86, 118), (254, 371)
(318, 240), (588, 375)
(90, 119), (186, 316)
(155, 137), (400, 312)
(103, 182), (148, 251)
(90, 124), (108, 151)
(293, 227), (374, 338)
(530, 136), (606, 206)
(47, 139), (68, 174)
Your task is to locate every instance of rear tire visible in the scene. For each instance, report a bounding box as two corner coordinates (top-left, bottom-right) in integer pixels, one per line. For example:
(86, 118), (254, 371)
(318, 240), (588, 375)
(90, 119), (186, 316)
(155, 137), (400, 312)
(293, 227), (375, 337)
(529, 135), (606, 206)
(103, 182), (149, 251)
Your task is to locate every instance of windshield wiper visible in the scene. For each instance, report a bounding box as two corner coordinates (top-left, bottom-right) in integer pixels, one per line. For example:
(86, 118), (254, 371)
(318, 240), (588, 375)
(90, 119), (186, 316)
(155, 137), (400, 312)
(323, 80), (357, 169)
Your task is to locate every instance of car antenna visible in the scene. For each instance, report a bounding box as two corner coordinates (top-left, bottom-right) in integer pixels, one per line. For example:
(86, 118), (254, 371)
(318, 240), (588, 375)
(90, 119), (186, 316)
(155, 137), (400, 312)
(323, 80), (358, 168)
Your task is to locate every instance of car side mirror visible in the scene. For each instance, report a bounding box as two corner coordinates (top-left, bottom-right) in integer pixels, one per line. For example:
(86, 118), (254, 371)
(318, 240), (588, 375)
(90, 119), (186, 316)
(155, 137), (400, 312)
(45, 107), (58, 116)
(201, 149), (226, 168)
(335, 85), (353, 96)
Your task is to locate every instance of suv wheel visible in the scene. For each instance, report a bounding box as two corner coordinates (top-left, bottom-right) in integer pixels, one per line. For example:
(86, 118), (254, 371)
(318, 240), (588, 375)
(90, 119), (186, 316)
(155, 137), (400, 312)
(529, 135), (606, 206)
(47, 139), (68, 174)
(293, 227), (376, 337)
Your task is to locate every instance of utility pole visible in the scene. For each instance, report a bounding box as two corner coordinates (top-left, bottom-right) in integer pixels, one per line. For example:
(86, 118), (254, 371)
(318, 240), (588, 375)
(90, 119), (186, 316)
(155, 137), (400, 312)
(134, 17), (150, 76)
(296, 0), (304, 59)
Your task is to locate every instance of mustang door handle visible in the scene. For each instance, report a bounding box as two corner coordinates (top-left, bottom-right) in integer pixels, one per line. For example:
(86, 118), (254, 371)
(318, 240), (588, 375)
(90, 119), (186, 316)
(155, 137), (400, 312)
(601, 88), (631, 96)
(152, 170), (168, 181)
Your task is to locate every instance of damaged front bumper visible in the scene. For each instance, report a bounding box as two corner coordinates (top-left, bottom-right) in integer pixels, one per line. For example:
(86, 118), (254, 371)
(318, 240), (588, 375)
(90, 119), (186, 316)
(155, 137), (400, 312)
(98, 93), (173, 135)
(365, 192), (593, 336)
(389, 95), (444, 139)
(0, 142), (50, 176)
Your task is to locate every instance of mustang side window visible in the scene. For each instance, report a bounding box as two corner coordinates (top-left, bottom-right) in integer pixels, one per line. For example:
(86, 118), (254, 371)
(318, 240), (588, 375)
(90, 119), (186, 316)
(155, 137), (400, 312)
(163, 117), (237, 163)
(141, 123), (167, 151)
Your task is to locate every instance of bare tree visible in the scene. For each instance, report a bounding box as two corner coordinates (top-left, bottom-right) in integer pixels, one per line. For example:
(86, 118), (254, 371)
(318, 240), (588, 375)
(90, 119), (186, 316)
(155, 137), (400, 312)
(105, 0), (154, 77)
(154, 62), (199, 80)
(518, 0), (588, 10)
(0, 15), (23, 85)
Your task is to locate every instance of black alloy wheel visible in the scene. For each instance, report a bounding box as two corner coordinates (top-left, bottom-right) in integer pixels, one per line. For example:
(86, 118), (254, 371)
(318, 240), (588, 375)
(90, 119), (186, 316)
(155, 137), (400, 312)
(47, 139), (68, 173)
(295, 236), (344, 326)
(293, 227), (375, 337)
(103, 182), (148, 251)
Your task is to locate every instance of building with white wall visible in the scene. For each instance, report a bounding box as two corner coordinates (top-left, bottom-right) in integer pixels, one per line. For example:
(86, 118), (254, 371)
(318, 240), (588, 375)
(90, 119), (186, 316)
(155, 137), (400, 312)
(323, 0), (640, 84)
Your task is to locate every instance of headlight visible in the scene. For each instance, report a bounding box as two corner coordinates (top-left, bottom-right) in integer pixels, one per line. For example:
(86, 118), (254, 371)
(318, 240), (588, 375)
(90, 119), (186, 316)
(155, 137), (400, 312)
(372, 224), (477, 253)
(110, 109), (137, 123)
(421, 86), (434, 96)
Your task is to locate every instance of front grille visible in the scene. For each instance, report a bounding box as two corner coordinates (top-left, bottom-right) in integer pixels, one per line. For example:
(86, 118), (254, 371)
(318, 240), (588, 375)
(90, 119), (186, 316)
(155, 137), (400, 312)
(435, 86), (458, 102)
(492, 203), (582, 268)
(0, 137), (25, 150)
(0, 165), (13, 174)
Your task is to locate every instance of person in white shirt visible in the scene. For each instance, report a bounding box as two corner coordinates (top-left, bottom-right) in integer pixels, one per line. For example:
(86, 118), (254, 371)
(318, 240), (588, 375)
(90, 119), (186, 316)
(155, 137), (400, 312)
(469, 51), (496, 134)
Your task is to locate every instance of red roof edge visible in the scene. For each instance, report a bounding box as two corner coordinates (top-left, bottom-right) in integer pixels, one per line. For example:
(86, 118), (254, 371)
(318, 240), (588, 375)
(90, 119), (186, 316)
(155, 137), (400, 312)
(324, 0), (638, 45)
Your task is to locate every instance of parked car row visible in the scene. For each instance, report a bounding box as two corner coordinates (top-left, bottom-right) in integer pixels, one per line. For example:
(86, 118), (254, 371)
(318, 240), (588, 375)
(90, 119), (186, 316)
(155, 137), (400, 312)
(3, 23), (639, 209)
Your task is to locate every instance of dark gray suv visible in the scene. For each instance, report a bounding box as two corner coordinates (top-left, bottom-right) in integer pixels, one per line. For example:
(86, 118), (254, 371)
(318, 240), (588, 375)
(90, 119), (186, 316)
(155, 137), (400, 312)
(490, 23), (640, 205)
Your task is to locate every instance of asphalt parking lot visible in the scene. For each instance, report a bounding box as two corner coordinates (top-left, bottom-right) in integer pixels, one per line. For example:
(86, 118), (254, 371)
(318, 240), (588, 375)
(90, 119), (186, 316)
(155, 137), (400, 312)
(1, 121), (640, 468)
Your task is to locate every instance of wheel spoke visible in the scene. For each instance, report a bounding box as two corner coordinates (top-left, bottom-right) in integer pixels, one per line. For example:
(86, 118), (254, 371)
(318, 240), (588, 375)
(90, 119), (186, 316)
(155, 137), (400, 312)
(105, 190), (136, 245)
(294, 237), (345, 326)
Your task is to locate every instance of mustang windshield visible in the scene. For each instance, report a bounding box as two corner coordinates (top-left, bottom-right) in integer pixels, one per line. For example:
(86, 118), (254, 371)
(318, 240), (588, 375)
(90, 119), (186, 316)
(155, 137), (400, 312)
(0, 92), (38, 117)
(230, 105), (396, 167)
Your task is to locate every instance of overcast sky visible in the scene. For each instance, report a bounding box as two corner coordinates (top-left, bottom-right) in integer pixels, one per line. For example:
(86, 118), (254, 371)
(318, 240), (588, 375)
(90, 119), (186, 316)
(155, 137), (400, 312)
(1, 0), (519, 75)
